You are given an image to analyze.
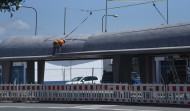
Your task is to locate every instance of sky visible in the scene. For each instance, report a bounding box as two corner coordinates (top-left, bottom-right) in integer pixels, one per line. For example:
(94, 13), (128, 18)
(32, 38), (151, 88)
(0, 0), (190, 42)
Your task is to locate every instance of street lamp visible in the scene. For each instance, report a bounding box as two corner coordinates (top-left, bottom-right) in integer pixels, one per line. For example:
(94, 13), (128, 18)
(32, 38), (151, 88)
(19, 5), (38, 36)
(105, 0), (108, 32)
(102, 15), (118, 32)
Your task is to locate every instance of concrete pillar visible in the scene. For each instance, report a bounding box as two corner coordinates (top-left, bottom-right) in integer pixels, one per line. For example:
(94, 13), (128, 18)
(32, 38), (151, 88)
(37, 61), (45, 84)
(1, 61), (13, 84)
(139, 55), (155, 83)
(27, 61), (35, 84)
(113, 55), (132, 83)
(113, 55), (120, 82)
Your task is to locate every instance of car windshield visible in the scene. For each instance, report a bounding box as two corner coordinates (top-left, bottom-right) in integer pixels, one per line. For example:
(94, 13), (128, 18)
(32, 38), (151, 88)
(71, 77), (82, 81)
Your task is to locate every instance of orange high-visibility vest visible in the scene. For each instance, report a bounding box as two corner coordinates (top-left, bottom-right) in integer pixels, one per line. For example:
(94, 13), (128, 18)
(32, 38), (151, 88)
(54, 40), (59, 43)
(54, 39), (65, 46)
(59, 40), (65, 46)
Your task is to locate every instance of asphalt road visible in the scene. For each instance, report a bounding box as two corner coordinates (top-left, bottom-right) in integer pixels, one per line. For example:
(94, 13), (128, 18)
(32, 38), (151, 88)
(0, 102), (190, 111)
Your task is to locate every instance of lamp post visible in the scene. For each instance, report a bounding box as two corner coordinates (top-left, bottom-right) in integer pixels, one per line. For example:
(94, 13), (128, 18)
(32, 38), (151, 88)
(19, 5), (38, 36)
(102, 15), (118, 33)
(105, 0), (108, 32)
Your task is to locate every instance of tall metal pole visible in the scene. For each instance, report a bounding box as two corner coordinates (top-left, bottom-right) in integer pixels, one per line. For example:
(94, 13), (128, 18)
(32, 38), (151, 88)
(70, 61), (72, 81)
(105, 0), (108, 32)
(20, 6), (37, 36)
(92, 68), (94, 84)
(167, 0), (169, 24)
(64, 7), (67, 35)
(102, 15), (105, 33)
(34, 8), (37, 36)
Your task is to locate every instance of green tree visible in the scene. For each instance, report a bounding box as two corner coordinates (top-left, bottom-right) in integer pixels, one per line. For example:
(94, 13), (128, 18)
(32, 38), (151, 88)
(0, 0), (25, 17)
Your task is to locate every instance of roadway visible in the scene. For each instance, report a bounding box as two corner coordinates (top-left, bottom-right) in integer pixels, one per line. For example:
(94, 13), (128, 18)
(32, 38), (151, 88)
(0, 102), (190, 111)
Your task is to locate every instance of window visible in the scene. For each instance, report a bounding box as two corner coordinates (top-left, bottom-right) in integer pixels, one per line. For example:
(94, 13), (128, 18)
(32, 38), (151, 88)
(84, 76), (98, 81)
(71, 77), (82, 81)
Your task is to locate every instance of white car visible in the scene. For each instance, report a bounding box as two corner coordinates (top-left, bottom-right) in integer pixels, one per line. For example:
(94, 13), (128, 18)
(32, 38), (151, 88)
(66, 76), (101, 84)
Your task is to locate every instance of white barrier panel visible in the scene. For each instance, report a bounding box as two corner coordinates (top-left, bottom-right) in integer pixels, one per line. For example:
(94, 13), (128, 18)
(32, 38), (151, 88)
(0, 84), (18, 101)
(99, 84), (131, 102)
(0, 84), (190, 105)
(45, 84), (65, 101)
(167, 84), (190, 105)
(132, 84), (166, 104)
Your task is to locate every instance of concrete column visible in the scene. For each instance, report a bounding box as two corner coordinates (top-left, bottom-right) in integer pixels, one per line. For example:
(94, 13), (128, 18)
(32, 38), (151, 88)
(113, 55), (120, 82)
(113, 55), (132, 83)
(1, 61), (13, 84)
(139, 55), (155, 83)
(37, 61), (45, 84)
(27, 61), (35, 84)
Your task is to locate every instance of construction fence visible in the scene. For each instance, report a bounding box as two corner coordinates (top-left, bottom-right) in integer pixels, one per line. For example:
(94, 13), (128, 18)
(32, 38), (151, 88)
(0, 84), (190, 105)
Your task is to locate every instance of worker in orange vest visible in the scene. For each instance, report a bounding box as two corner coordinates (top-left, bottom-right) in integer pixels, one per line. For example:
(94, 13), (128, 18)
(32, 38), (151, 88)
(53, 39), (65, 56)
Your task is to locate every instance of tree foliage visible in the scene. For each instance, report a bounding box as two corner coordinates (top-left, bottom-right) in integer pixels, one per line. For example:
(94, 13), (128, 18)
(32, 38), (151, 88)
(0, 0), (25, 17)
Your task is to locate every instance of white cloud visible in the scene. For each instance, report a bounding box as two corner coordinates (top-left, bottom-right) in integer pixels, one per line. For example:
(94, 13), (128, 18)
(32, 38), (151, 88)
(0, 27), (6, 35)
(8, 20), (30, 30)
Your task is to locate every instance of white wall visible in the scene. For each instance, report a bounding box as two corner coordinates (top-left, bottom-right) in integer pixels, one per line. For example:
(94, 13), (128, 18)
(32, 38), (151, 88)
(35, 60), (103, 82)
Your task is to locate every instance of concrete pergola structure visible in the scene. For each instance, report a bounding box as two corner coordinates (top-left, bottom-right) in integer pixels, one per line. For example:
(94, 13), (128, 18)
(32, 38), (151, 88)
(0, 22), (190, 84)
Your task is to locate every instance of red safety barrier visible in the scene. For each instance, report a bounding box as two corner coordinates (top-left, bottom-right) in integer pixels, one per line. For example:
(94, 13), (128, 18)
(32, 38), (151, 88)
(167, 84), (190, 105)
(0, 84), (190, 105)
(132, 84), (166, 104)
